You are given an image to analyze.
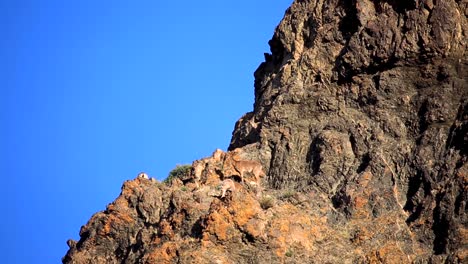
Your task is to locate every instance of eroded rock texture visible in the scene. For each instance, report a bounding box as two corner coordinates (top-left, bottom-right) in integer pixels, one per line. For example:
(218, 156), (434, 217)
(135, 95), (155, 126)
(231, 0), (467, 260)
(64, 0), (467, 263)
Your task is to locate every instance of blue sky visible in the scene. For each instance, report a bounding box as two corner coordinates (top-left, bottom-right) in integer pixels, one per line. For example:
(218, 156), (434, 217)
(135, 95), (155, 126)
(1, 0), (292, 262)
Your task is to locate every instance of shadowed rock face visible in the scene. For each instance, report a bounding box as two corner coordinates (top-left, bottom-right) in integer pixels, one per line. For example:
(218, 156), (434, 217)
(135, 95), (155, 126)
(64, 1), (467, 263)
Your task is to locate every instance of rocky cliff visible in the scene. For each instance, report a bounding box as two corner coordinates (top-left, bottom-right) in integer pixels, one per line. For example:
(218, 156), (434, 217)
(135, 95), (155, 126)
(64, 0), (467, 263)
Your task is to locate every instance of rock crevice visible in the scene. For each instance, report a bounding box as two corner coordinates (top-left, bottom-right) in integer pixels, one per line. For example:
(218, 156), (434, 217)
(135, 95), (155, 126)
(64, 0), (467, 263)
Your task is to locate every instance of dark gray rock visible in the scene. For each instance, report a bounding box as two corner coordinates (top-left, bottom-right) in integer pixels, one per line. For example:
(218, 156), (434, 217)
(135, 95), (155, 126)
(65, 1), (467, 263)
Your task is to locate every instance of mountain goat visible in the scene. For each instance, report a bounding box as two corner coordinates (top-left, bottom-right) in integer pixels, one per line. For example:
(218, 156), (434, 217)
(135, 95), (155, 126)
(224, 152), (265, 183)
(219, 179), (236, 198)
(137, 172), (149, 179)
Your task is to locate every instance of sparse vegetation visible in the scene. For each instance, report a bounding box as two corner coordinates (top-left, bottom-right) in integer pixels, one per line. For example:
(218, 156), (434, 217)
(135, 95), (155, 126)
(164, 164), (192, 184)
(285, 248), (294, 257)
(180, 186), (188, 192)
(280, 189), (296, 200)
(260, 195), (274, 210)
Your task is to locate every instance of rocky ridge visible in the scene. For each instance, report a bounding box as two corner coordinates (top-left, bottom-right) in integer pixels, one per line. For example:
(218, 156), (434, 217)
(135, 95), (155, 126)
(64, 0), (467, 263)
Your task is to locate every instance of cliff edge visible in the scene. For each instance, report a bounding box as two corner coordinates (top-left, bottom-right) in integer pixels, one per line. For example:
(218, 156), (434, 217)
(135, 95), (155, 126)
(64, 1), (467, 263)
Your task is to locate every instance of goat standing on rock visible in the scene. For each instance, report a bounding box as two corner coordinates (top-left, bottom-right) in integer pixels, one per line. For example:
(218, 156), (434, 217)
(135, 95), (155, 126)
(223, 152), (265, 184)
(219, 179), (236, 198)
(137, 172), (149, 179)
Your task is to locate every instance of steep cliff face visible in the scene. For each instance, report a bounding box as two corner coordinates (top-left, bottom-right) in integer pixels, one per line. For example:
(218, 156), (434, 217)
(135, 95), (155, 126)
(64, 0), (467, 263)
(230, 0), (467, 260)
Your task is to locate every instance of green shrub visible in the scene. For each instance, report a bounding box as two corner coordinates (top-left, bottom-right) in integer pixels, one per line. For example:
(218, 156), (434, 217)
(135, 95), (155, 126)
(164, 164), (192, 184)
(260, 195), (274, 210)
(285, 248), (293, 257)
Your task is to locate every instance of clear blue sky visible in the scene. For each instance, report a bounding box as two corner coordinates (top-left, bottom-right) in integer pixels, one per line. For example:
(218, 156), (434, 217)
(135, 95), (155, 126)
(1, 0), (292, 262)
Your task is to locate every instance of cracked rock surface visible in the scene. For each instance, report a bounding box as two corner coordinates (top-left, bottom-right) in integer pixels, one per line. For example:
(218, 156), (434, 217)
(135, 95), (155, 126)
(64, 1), (467, 263)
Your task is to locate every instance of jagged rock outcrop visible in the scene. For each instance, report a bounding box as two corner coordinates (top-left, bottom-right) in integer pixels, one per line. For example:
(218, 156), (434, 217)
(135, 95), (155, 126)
(64, 0), (467, 263)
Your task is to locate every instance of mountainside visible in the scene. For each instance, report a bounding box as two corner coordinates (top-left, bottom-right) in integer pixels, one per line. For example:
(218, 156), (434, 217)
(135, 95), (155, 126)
(64, 1), (467, 263)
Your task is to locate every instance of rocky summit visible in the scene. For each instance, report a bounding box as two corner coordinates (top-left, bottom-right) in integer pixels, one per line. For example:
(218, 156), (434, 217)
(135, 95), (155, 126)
(64, 0), (467, 263)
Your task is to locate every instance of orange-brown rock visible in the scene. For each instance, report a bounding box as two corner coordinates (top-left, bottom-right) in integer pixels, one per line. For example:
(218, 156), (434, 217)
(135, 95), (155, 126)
(64, 0), (467, 263)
